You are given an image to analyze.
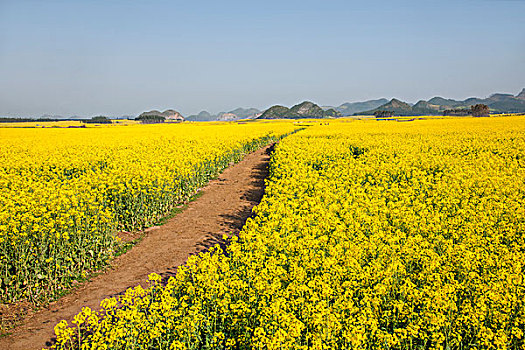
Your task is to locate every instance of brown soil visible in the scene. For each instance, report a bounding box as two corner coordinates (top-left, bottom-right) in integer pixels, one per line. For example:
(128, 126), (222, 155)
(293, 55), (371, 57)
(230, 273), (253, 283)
(0, 144), (274, 350)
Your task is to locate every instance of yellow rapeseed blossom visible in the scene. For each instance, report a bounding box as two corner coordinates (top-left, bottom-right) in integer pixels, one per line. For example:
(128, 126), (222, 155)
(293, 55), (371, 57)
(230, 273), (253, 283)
(50, 116), (525, 349)
(0, 121), (296, 304)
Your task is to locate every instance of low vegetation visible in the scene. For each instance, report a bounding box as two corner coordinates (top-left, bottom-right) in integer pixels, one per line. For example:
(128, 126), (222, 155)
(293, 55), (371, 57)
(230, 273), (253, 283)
(135, 114), (165, 123)
(83, 116), (112, 124)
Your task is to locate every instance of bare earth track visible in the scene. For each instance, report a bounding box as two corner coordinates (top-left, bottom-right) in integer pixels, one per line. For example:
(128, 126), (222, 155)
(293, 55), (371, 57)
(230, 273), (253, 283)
(0, 144), (274, 350)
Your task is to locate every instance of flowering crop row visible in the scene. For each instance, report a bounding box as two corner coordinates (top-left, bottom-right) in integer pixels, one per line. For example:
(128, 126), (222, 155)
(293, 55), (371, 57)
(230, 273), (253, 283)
(0, 122), (296, 304)
(54, 116), (525, 349)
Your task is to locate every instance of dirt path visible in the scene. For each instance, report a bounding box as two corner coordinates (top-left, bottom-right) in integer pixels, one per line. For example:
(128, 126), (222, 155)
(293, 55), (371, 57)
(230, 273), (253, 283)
(0, 144), (274, 350)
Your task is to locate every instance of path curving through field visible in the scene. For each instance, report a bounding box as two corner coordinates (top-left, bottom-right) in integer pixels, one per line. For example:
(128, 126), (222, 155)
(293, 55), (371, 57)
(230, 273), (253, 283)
(0, 144), (274, 350)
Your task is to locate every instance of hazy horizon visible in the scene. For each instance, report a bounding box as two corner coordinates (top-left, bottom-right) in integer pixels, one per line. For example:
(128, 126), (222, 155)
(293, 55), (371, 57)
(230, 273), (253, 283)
(1, 0), (524, 118)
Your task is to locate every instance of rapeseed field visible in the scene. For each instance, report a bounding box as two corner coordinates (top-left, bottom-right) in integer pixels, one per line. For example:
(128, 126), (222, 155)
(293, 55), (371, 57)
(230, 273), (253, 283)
(0, 122), (296, 304)
(53, 116), (525, 349)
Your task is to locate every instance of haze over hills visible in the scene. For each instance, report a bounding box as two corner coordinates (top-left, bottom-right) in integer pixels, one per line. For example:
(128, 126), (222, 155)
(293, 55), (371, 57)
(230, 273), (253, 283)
(255, 89), (524, 120)
(186, 108), (261, 121)
(185, 111), (215, 122)
(357, 88), (525, 116)
(324, 98), (389, 116)
(3, 89), (524, 122)
(140, 89), (525, 122)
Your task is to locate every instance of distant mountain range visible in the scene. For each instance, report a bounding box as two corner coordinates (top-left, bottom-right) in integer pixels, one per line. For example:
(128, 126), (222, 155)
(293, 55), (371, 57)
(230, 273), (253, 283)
(253, 88), (525, 120)
(139, 109), (184, 121)
(186, 108), (261, 121)
(354, 88), (525, 116)
(258, 101), (341, 119)
(4, 88), (523, 122)
(324, 98), (389, 116)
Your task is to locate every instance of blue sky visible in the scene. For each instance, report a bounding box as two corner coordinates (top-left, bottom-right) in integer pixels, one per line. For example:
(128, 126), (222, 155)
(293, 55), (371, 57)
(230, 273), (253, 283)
(1, 0), (524, 117)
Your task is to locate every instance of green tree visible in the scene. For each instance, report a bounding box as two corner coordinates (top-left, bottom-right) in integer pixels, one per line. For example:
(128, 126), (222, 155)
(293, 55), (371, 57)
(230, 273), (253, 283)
(471, 104), (490, 117)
